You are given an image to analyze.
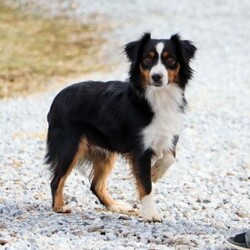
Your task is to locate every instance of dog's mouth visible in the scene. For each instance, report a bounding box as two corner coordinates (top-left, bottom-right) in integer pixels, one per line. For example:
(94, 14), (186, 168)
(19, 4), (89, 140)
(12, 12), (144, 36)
(149, 81), (170, 87)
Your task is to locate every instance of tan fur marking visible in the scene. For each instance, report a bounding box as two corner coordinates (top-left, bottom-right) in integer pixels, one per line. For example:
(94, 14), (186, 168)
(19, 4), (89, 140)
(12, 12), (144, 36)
(53, 140), (87, 212)
(149, 51), (155, 57)
(163, 51), (169, 58)
(168, 63), (180, 83)
(129, 157), (148, 200)
(91, 153), (117, 207)
(136, 181), (148, 200)
(140, 64), (150, 87)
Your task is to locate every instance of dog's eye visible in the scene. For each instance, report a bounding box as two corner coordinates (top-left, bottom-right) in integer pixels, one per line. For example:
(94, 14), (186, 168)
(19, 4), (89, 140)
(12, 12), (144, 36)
(167, 57), (176, 65)
(143, 57), (152, 65)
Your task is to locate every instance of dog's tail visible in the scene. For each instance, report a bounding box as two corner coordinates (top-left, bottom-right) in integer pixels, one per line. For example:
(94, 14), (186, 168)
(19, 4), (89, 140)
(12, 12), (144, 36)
(45, 123), (81, 175)
(45, 96), (82, 176)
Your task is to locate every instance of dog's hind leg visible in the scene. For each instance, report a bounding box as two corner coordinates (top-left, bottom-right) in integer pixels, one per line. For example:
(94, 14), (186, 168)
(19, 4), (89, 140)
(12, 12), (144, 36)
(50, 139), (87, 213)
(90, 151), (132, 213)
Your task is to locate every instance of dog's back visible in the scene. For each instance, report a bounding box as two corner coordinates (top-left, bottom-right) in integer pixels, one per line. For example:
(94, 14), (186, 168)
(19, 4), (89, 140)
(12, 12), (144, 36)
(46, 80), (152, 164)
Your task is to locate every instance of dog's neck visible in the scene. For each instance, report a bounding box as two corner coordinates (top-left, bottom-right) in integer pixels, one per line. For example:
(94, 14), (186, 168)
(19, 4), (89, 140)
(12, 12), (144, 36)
(142, 84), (184, 157)
(145, 84), (184, 111)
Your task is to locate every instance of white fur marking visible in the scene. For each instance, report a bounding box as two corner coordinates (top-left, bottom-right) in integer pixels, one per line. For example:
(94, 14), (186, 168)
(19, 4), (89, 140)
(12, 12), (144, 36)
(151, 152), (175, 183)
(156, 42), (164, 55)
(142, 84), (183, 158)
(108, 201), (133, 213)
(57, 205), (72, 213)
(150, 42), (168, 86)
(140, 191), (162, 221)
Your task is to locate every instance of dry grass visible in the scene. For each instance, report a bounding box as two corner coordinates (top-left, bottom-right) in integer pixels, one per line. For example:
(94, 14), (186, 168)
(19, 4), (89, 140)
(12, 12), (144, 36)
(0, 4), (107, 98)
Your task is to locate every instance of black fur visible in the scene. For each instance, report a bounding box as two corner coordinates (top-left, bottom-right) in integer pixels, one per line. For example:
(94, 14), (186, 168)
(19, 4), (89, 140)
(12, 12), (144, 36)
(124, 32), (151, 92)
(46, 81), (153, 166)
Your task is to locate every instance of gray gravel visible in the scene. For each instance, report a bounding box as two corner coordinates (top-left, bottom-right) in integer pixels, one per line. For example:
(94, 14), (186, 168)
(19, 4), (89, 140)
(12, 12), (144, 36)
(1, 0), (250, 249)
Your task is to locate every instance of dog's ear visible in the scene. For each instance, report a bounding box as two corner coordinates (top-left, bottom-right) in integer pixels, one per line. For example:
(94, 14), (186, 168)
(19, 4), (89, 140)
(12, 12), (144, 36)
(171, 34), (197, 83)
(170, 34), (197, 63)
(124, 32), (151, 63)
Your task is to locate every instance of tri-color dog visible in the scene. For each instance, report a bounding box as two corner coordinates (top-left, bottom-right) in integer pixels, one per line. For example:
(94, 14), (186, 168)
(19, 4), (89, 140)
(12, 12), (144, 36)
(45, 33), (196, 221)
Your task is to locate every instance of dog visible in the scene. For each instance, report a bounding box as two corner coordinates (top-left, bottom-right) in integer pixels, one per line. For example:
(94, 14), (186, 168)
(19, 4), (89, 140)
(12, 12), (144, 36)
(45, 32), (196, 221)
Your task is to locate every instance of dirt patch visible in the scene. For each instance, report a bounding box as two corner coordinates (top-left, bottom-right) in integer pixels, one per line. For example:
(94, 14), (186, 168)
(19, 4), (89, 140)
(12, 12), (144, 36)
(0, 4), (109, 98)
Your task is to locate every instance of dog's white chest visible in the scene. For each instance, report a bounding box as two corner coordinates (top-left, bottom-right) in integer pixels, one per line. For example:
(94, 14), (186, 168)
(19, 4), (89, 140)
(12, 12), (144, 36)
(142, 86), (183, 156)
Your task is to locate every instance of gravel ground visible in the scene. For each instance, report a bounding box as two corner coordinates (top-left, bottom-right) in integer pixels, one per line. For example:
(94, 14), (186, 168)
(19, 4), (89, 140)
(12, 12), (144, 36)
(1, 0), (250, 249)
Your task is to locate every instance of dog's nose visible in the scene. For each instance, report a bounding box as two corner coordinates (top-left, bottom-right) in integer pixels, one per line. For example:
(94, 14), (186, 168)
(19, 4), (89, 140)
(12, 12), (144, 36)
(152, 74), (162, 83)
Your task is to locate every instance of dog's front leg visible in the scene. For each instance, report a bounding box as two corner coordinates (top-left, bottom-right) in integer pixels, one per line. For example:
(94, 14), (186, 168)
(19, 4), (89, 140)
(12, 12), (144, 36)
(151, 151), (175, 183)
(131, 150), (162, 222)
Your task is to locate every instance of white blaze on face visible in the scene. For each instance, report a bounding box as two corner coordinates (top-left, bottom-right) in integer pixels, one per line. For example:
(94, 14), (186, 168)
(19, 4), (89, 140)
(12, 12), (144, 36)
(149, 42), (169, 86)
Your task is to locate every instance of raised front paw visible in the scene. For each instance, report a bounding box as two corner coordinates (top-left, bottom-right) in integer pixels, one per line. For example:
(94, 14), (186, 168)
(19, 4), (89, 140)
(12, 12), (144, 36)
(151, 153), (175, 183)
(151, 164), (162, 183)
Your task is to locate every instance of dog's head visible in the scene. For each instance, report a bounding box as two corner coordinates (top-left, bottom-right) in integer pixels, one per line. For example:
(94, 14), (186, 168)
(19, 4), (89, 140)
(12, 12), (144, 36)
(124, 33), (196, 91)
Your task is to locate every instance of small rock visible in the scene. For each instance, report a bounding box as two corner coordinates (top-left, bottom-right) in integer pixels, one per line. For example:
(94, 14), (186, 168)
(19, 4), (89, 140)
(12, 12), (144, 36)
(87, 225), (105, 233)
(236, 211), (250, 218)
(0, 240), (8, 246)
(175, 244), (190, 250)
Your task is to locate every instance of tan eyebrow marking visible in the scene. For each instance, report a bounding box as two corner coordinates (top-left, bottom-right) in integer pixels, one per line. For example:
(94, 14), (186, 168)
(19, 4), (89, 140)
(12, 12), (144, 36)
(163, 51), (169, 58)
(149, 51), (155, 57)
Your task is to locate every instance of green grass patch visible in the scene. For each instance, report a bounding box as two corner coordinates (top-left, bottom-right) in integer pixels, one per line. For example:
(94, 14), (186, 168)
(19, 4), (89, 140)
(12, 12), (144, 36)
(0, 4), (106, 98)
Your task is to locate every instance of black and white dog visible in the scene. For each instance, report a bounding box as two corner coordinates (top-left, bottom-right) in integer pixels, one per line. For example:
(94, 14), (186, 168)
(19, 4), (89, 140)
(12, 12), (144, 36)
(45, 33), (196, 221)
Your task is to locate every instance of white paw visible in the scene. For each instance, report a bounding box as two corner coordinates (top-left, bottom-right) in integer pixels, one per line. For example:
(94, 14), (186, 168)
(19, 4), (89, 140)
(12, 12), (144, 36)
(141, 208), (163, 222)
(140, 192), (162, 222)
(108, 201), (133, 213)
(54, 205), (72, 214)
